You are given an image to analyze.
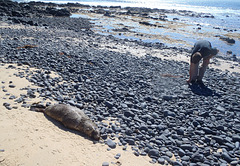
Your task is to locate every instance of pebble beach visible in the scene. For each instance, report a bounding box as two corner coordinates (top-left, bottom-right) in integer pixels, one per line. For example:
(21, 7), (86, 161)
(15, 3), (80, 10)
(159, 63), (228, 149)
(0, 0), (240, 165)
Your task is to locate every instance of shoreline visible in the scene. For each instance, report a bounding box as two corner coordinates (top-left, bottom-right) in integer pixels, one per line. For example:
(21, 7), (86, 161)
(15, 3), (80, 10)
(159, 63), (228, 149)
(1, 1), (240, 165)
(2, 0), (240, 56)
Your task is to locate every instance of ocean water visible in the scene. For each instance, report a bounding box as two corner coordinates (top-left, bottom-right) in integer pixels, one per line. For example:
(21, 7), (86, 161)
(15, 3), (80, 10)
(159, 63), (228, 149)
(16, 0), (240, 13)
(15, 0), (240, 56)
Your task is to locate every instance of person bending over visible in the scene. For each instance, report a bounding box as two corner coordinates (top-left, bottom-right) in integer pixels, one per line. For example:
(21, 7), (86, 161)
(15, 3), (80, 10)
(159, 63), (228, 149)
(187, 40), (219, 85)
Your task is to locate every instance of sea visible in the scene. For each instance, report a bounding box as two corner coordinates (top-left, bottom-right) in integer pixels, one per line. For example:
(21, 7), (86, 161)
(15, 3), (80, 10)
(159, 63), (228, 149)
(14, 0), (240, 56)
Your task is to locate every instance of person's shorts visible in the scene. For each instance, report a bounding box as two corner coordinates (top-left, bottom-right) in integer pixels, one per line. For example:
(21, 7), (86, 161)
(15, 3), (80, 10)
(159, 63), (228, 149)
(191, 52), (202, 64)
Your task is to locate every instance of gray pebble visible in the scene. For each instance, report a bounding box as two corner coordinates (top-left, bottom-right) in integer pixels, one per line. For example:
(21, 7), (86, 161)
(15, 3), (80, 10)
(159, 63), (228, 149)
(102, 162), (109, 166)
(106, 139), (116, 149)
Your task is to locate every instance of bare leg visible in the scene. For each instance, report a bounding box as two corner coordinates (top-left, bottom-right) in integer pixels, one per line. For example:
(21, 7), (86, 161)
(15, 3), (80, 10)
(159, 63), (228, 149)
(187, 62), (199, 83)
(198, 58), (210, 81)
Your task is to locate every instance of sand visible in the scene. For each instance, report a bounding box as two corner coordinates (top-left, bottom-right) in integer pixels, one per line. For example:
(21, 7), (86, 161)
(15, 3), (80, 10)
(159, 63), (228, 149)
(0, 63), (152, 166)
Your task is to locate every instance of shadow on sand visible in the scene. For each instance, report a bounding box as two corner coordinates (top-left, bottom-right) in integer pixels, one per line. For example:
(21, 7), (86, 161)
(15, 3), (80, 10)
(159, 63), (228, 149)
(189, 83), (221, 97)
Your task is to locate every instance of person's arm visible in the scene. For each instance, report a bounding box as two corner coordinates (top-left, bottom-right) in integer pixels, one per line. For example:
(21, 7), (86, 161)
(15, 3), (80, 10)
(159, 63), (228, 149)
(205, 49), (219, 60)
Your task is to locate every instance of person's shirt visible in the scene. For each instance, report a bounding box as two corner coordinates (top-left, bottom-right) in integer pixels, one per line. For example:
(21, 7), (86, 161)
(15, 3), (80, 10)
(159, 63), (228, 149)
(191, 40), (212, 58)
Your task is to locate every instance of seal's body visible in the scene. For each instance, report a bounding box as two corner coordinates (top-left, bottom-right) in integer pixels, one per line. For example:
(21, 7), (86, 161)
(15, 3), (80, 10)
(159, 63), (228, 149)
(32, 104), (100, 140)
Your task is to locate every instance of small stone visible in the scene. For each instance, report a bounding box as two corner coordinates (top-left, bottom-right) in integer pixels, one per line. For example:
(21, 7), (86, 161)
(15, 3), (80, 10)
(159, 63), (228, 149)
(181, 155), (190, 161)
(106, 139), (116, 149)
(176, 127), (185, 135)
(3, 102), (10, 107)
(114, 153), (121, 159)
(221, 152), (233, 163)
(125, 138), (135, 145)
(157, 157), (165, 164)
(173, 161), (183, 166)
(230, 160), (239, 166)
(232, 135), (240, 142)
(139, 125), (148, 131)
(9, 95), (16, 100)
(163, 110), (176, 117)
(140, 151), (147, 156)
(162, 95), (173, 101)
(212, 135), (225, 144)
(180, 144), (193, 151)
(105, 101), (113, 109)
(123, 110), (135, 117)
(148, 149), (159, 158)
(178, 148), (185, 157)
(191, 152), (204, 162)
(102, 162), (109, 166)
(134, 151), (139, 156)
(165, 151), (173, 158)
(192, 120), (200, 127)
(122, 145), (127, 150)
(9, 84), (16, 88)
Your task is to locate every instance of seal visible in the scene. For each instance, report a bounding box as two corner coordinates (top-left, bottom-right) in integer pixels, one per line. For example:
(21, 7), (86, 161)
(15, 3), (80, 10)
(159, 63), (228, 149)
(31, 104), (100, 140)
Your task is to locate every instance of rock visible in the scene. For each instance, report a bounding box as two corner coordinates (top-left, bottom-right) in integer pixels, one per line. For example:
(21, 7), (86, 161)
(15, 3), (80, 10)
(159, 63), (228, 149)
(176, 127), (185, 135)
(165, 151), (173, 158)
(102, 162), (109, 166)
(221, 152), (234, 163)
(46, 7), (71, 17)
(9, 84), (16, 88)
(181, 155), (190, 161)
(3, 102), (12, 110)
(123, 110), (135, 117)
(9, 95), (16, 100)
(106, 139), (116, 149)
(217, 35), (236, 44)
(232, 135), (240, 142)
(162, 95), (173, 101)
(212, 135), (225, 144)
(105, 101), (114, 109)
(178, 148), (185, 157)
(114, 153), (121, 159)
(230, 160), (239, 166)
(191, 152), (204, 162)
(139, 125), (148, 131)
(180, 144), (193, 151)
(148, 149), (159, 158)
(163, 110), (176, 117)
(133, 151), (139, 156)
(173, 161), (183, 166)
(3, 102), (10, 107)
(157, 157), (165, 164)
(125, 138), (135, 145)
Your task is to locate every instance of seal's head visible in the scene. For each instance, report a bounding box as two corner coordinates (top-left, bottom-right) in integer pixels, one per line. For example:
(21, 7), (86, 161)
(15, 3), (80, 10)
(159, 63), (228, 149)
(83, 121), (100, 140)
(91, 128), (100, 141)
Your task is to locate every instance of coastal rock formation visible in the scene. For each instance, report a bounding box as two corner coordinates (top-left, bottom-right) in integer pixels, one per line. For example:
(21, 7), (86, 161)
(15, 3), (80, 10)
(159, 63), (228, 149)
(0, 0), (70, 17)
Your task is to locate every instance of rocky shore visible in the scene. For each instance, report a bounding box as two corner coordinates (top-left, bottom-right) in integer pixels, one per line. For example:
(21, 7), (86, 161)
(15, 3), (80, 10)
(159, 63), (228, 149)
(1, 0), (240, 165)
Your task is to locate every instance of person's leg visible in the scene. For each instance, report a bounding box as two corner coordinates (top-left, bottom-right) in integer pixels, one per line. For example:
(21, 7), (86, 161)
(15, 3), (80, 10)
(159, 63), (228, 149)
(187, 52), (201, 83)
(188, 62), (199, 83)
(197, 58), (210, 82)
